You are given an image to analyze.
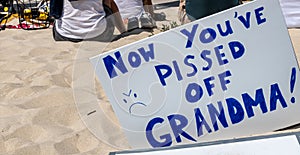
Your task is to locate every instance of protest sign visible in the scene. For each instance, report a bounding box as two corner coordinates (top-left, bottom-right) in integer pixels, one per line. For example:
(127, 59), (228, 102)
(90, 0), (300, 149)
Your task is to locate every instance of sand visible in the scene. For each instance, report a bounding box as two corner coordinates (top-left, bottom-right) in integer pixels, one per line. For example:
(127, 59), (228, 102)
(0, 1), (300, 155)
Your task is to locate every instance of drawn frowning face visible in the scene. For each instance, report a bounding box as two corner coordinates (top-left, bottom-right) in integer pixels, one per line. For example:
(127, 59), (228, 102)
(122, 89), (147, 114)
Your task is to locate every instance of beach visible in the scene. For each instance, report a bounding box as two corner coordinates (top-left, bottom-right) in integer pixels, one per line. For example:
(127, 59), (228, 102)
(1, 0), (300, 154)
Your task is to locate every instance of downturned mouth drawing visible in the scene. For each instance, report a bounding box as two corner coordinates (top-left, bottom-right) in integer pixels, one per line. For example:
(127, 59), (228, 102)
(129, 102), (147, 114)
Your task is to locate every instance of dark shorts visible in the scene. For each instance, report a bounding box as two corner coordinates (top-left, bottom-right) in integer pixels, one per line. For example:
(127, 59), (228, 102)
(186, 0), (240, 20)
(53, 4), (115, 42)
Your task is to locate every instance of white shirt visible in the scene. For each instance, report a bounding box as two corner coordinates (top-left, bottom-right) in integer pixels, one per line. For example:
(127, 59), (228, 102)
(55, 0), (107, 39)
(115, 0), (144, 20)
(279, 0), (300, 28)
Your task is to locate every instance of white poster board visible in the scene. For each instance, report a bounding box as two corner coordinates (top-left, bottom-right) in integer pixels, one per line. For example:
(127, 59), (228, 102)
(90, 0), (300, 149)
(110, 133), (300, 155)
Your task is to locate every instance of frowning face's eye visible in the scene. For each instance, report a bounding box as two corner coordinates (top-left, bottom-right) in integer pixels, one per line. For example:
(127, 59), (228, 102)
(122, 89), (147, 114)
(123, 92), (137, 104)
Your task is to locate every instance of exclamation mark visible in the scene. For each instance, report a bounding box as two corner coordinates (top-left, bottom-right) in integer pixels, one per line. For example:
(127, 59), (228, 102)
(290, 67), (296, 103)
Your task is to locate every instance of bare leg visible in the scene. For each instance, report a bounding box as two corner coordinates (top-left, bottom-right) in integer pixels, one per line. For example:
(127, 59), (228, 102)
(142, 0), (166, 21)
(142, 0), (154, 18)
(103, 0), (126, 33)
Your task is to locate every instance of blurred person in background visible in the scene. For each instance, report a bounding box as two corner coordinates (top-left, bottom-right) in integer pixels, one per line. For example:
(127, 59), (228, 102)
(114, 0), (166, 31)
(51, 0), (126, 42)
